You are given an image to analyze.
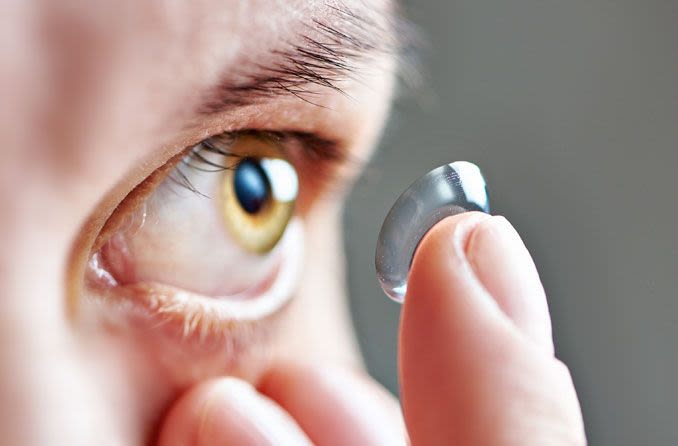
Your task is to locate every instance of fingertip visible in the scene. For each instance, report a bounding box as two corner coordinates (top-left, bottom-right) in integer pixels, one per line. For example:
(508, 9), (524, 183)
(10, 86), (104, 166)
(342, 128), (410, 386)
(402, 211), (505, 353)
(466, 215), (553, 352)
(405, 212), (553, 351)
(400, 212), (506, 444)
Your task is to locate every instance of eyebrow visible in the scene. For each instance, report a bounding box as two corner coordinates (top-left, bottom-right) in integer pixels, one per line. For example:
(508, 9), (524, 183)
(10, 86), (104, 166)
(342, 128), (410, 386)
(199, 4), (405, 114)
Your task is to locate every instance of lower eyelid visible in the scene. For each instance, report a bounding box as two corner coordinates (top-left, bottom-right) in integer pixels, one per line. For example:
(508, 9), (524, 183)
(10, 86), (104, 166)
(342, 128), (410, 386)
(85, 280), (286, 371)
(85, 217), (304, 353)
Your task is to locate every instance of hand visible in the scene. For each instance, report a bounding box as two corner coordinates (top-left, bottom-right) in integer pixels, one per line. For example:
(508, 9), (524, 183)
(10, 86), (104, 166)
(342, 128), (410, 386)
(157, 213), (586, 445)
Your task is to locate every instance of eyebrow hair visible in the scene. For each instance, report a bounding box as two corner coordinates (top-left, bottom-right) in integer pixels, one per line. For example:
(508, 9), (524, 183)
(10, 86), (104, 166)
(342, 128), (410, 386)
(199, 4), (408, 114)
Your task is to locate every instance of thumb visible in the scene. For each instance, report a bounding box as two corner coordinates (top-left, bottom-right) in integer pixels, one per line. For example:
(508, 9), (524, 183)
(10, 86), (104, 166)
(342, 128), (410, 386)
(399, 212), (586, 445)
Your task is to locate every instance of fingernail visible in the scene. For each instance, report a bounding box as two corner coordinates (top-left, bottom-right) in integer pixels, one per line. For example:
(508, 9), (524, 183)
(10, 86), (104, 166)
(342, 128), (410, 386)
(465, 216), (553, 350)
(200, 379), (312, 446)
(158, 378), (312, 446)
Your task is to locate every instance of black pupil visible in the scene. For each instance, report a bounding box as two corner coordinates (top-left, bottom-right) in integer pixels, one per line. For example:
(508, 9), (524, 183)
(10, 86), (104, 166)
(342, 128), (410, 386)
(233, 158), (271, 214)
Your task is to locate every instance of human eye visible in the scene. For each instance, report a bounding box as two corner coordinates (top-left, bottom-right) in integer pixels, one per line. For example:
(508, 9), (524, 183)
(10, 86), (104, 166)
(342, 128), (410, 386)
(85, 131), (319, 344)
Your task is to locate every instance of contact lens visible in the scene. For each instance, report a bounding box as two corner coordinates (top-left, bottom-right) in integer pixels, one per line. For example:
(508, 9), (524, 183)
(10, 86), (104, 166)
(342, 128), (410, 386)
(375, 162), (490, 302)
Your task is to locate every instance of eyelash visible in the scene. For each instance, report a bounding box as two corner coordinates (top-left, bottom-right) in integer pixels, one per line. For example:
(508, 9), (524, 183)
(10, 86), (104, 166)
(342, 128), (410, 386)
(168, 129), (347, 198)
(169, 137), (241, 197)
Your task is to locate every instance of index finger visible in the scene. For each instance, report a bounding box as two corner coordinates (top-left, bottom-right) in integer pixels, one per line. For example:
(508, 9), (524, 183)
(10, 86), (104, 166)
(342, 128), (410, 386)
(399, 213), (586, 445)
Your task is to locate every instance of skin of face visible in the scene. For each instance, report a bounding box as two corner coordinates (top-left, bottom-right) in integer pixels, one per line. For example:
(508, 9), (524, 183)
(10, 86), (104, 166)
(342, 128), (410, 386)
(0, 0), (397, 444)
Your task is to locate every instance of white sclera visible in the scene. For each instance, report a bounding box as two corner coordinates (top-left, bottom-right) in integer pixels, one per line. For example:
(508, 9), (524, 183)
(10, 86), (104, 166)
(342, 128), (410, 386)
(375, 161), (490, 302)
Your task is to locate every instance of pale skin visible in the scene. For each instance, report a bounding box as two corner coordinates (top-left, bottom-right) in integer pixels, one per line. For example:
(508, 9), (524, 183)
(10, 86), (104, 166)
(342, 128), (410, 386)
(0, 0), (586, 444)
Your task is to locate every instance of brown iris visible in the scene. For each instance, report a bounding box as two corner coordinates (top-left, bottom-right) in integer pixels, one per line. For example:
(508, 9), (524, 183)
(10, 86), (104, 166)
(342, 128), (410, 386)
(221, 136), (297, 254)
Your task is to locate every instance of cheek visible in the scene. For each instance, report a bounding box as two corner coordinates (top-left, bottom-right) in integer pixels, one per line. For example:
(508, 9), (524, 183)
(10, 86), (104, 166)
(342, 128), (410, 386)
(75, 301), (277, 442)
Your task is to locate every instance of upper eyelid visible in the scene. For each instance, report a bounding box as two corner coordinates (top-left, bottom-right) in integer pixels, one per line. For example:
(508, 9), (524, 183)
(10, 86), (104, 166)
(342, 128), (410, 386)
(181, 141), (241, 173)
(171, 129), (347, 196)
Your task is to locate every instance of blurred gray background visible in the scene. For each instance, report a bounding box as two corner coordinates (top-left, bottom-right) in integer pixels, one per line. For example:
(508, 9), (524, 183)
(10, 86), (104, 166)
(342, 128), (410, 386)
(344, 1), (678, 444)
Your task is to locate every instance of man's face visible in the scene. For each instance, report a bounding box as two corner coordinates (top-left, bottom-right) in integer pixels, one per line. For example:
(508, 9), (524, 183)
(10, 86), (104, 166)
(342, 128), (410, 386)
(0, 0), (398, 443)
